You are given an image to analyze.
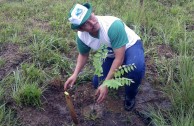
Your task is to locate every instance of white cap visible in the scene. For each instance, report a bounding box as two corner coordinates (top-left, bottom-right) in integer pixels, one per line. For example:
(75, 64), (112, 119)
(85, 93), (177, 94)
(68, 4), (88, 25)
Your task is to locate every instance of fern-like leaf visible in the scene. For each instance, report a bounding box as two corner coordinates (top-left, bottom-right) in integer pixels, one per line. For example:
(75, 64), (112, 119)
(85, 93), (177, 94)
(103, 80), (121, 90)
(124, 67), (128, 73)
(92, 45), (108, 77)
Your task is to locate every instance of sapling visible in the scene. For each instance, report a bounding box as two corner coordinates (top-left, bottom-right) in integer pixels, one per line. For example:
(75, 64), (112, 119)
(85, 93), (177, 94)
(92, 45), (108, 77)
(103, 65), (135, 89)
(92, 45), (135, 89)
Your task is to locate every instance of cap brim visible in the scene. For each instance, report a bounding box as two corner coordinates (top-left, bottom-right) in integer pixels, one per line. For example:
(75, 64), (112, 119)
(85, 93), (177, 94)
(71, 3), (92, 30)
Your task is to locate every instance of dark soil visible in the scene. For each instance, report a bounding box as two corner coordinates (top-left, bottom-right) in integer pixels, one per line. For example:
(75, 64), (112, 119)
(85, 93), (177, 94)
(0, 43), (29, 81)
(15, 80), (171, 126)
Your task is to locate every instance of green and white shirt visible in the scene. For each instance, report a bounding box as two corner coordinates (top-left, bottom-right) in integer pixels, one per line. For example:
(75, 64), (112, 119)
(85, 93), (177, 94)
(76, 16), (140, 57)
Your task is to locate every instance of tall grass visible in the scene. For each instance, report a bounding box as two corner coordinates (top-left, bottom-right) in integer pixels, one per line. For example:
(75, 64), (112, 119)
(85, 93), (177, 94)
(11, 67), (44, 107)
(0, 104), (18, 126)
(150, 55), (194, 125)
(169, 56), (194, 110)
(0, 58), (6, 68)
(30, 34), (71, 77)
(151, 106), (194, 126)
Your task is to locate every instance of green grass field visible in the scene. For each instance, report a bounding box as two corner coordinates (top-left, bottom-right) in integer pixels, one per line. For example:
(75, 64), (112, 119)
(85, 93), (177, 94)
(0, 0), (194, 125)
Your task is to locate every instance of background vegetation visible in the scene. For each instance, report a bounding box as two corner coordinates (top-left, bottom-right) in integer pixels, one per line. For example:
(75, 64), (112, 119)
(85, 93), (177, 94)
(0, 0), (194, 125)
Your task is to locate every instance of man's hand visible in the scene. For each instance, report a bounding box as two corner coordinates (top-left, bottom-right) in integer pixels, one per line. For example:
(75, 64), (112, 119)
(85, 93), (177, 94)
(95, 84), (108, 103)
(64, 74), (77, 90)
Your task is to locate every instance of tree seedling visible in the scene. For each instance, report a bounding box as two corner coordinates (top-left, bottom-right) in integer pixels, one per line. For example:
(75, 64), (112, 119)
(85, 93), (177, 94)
(92, 45), (135, 89)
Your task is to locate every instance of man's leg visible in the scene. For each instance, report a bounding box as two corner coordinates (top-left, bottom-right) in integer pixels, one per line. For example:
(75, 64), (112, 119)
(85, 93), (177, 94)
(124, 40), (145, 111)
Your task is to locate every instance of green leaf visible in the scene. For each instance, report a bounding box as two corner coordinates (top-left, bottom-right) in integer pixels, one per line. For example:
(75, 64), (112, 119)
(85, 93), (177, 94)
(117, 71), (121, 77)
(103, 80), (121, 90)
(94, 53), (101, 57)
(121, 69), (124, 75)
(124, 67), (128, 73)
(114, 72), (118, 78)
(127, 66), (131, 71)
(130, 65), (134, 70)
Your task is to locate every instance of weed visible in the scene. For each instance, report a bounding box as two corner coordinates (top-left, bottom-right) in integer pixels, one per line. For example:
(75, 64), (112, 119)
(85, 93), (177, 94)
(0, 104), (18, 126)
(16, 83), (42, 107)
(21, 63), (46, 84)
(150, 106), (194, 126)
(0, 87), (4, 102)
(30, 35), (71, 73)
(84, 109), (99, 121)
(170, 56), (194, 110)
(0, 58), (6, 68)
(11, 67), (43, 107)
(152, 55), (194, 125)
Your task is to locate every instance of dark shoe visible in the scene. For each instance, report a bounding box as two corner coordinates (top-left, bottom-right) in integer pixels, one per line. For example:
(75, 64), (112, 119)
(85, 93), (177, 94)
(124, 96), (136, 111)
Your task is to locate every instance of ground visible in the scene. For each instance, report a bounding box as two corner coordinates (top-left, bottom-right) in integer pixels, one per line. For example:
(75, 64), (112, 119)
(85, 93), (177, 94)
(15, 81), (170, 126)
(0, 43), (172, 126)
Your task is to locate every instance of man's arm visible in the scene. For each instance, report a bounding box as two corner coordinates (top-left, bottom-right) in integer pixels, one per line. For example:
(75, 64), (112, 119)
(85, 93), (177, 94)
(73, 53), (89, 76)
(105, 46), (125, 80)
(64, 53), (89, 90)
(96, 45), (126, 103)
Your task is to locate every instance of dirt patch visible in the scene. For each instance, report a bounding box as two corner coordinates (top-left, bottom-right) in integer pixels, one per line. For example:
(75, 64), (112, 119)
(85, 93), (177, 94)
(15, 79), (171, 126)
(135, 81), (171, 124)
(186, 24), (194, 32)
(158, 0), (173, 7)
(157, 44), (174, 59)
(0, 43), (29, 80)
(16, 86), (68, 126)
(145, 55), (158, 85)
(27, 18), (51, 32)
(145, 44), (175, 85)
(16, 83), (143, 126)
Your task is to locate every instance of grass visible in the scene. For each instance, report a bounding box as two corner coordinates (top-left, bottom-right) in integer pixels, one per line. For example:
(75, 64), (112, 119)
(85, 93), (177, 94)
(0, 58), (6, 68)
(0, 0), (194, 125)
(11, 67), (45, 107)
(169, 56), (194, 110)
(150, 105), (194, 126)
(15, 83), (42, 107)
(150, 55), (194, 125)
(0, 104), (18, 126)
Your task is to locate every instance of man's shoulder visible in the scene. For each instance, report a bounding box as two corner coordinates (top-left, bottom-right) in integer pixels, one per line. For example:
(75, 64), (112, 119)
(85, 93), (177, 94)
(77, 31), (89, 37)
(96, 15), (119, 20)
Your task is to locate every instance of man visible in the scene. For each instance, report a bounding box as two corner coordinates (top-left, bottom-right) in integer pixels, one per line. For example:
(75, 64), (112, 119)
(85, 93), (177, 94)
(64, 3), (145, 111)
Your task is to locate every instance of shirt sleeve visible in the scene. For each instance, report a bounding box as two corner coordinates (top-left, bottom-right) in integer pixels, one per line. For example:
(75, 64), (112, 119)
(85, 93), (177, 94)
(76, 35), (91, 54)
(108, 20), (128, 49)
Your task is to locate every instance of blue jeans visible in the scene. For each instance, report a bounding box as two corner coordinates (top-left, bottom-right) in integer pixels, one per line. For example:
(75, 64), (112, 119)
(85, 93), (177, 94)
(92, 40), (145, 99)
